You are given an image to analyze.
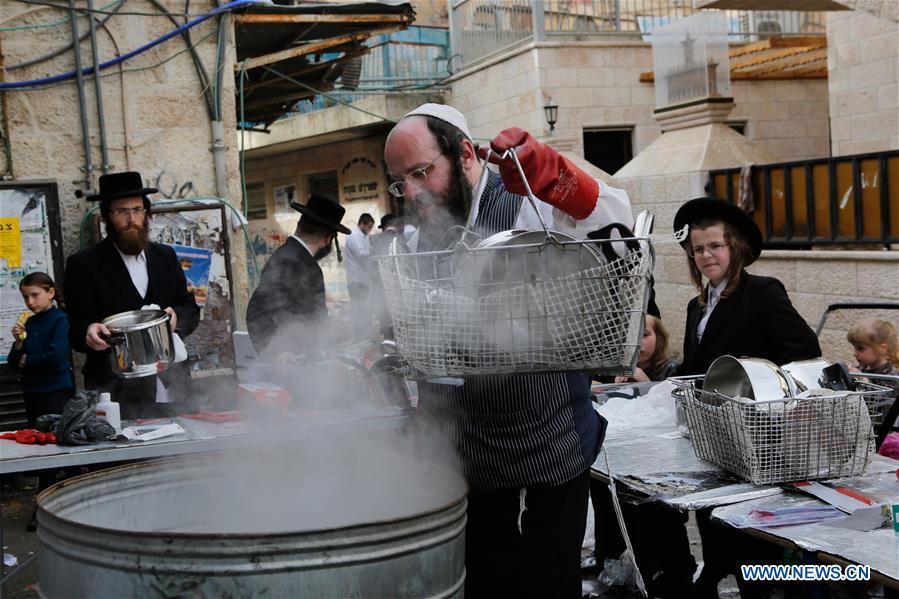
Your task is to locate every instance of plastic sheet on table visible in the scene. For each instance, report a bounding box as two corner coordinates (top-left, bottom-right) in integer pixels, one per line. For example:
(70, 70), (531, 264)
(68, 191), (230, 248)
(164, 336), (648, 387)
(723, 505), (846, 528)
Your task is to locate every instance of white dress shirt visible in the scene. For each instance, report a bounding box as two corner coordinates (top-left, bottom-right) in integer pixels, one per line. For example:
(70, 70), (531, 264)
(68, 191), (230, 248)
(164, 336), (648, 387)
(697, 279), (728, 343)
(344, 227), (372, 286)
(114, 245), (149, 298)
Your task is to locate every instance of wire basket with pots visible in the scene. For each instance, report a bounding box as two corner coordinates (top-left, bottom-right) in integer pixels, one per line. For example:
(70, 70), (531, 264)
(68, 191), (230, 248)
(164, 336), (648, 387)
(376, 148), (654, 379)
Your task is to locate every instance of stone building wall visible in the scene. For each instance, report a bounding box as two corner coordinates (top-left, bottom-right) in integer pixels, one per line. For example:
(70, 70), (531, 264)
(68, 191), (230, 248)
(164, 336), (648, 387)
(827, 9), (899, 156)
(448, 42), (831, 167)
(1, 0), (248, 314)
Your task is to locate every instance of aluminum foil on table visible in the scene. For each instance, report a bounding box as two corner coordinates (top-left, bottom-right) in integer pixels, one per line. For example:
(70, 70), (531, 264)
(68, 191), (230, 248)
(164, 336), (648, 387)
(592, 426), (784, 509)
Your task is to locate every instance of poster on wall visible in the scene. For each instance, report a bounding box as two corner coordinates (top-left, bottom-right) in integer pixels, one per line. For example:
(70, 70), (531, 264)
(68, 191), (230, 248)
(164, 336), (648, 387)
(0, 183), (63, 365)
(170, 243), (213, 307)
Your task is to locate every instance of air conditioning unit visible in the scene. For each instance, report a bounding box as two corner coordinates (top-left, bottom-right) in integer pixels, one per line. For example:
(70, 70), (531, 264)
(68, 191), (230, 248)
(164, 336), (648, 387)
(743, 11), (804, 40)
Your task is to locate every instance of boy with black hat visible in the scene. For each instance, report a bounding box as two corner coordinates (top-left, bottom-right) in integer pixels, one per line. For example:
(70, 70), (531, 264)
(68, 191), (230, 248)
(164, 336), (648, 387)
(246, 194), (350, 360)
(64, 171), (200, 419)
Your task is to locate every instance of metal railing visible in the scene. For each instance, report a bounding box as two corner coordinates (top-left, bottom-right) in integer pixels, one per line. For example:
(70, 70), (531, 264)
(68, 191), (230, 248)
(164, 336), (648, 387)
(708, 150), (899, 248)
(289, 27), (450, 117)
(450, 0), (826, 67)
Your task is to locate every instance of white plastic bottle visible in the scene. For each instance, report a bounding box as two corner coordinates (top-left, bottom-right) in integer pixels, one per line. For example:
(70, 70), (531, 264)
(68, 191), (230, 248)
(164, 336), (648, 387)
(95, 392), (122, 434)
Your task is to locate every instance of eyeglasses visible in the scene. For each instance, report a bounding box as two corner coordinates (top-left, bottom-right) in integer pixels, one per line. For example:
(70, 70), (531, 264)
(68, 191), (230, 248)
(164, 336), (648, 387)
(688, 241), (728, 258)
(387, 154), (441, 198)
(109, 206), (147, 217)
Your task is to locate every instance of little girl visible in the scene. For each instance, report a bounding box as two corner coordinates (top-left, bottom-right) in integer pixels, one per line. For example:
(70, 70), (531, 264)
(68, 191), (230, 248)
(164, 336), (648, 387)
(8, 272), (74, 426)
(847, 318), (899, 390)
(615, 315), (677, 383)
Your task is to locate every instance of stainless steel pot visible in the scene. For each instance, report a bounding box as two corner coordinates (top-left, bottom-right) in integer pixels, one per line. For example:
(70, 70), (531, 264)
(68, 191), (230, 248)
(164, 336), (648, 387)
(703, 355), (799, 403)
(102, 309), (174, 378)
(782, 358), (832, 393)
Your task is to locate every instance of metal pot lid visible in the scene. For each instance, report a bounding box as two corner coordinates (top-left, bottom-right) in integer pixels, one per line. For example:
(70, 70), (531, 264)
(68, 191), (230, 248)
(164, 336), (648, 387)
(102, 309), (170, 332)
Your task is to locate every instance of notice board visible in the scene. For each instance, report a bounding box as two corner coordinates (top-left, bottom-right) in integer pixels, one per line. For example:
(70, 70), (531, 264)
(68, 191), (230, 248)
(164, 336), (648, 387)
(0, 181), (64, 364)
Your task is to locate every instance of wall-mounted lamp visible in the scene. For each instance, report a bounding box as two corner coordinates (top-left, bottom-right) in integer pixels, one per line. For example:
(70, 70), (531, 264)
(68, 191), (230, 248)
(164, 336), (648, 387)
(543, 100), (558, 134)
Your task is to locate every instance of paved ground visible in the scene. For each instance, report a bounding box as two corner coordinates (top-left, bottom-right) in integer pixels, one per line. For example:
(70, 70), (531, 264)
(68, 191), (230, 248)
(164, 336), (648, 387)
(1, 474), (40, 599)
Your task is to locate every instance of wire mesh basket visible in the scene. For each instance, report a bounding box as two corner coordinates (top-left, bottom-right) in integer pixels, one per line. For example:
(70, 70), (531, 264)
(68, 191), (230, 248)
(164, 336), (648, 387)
(376, 234), (653, 378)
(671, 376), (881, 485)
(855, 376), (898, 428)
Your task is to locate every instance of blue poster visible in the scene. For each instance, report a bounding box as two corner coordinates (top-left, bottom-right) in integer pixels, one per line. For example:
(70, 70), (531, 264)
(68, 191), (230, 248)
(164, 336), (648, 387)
(170, 244), (213, 307)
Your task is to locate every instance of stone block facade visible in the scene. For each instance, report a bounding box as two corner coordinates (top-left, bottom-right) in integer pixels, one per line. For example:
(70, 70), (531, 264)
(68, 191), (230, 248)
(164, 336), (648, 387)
(448, 42), (831, 168)
(827, 10), (899, 156)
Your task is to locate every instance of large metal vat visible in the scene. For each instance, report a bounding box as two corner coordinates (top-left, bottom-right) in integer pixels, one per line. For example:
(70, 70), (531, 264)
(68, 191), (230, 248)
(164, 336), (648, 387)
(38, 448), (467, 598)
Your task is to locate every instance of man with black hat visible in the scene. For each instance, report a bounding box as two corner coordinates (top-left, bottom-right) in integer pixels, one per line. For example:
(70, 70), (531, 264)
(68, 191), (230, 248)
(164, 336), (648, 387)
(64, 172), (200, 419)
(246, 195), (350, 360)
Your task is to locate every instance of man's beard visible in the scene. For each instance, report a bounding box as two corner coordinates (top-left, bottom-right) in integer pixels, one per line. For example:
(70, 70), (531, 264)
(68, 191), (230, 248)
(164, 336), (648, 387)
(313, 241), (332, 261)
(415, 170), (473, 251)
(107, 219), (150, 255)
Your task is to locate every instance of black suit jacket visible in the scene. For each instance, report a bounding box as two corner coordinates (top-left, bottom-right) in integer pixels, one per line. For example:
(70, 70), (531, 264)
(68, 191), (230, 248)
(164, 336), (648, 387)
(246, 237), (327, 357)
(65, 237), (200, 385)
(677, 273), (821, 376)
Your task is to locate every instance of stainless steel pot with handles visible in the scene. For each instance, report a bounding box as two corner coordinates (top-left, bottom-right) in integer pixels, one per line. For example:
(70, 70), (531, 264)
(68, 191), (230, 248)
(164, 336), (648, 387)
(102, 310), (174, 378)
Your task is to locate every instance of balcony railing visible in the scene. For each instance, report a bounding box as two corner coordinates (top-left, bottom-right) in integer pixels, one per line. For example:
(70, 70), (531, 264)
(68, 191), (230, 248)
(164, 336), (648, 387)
(289, 26), (450, 117)
(450, 0), (826, 68)
(708, 150), (899, 249)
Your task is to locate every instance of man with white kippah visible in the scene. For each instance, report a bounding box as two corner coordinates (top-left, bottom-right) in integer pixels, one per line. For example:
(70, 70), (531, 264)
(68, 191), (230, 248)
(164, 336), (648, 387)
(384, 103), (635, 597)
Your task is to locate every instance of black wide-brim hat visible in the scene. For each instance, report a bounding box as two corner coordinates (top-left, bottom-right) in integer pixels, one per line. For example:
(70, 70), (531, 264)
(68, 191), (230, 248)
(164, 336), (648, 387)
(290, 194), (351, 235)
(87, 171), (158, 202)
(673, 197), (763, 263)
(379, 213), (399, 229)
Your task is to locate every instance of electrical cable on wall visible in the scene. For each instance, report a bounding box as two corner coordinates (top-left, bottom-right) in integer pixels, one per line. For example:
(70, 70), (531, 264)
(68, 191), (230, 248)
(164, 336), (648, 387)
(253, 65), (486, 142)
(0, 0), (257, 89)
(1, 0), (118, 31)
(12, 0), (214, 18)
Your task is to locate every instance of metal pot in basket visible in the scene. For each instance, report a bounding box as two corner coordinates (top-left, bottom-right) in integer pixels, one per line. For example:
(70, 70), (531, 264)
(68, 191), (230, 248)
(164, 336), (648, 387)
(102, 310), (174, 378)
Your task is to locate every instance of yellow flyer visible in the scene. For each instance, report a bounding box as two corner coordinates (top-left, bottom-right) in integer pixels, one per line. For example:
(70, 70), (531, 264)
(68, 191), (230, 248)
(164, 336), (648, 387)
(0, 217), (22, 268)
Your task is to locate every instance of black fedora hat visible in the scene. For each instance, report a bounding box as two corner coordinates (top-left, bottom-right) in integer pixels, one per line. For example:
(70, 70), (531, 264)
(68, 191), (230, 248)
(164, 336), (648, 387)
(87, 171), (158, 202)
(290, 195), (351, 235)
(673, 197), (763, 263)
(378, 213), (399, 229)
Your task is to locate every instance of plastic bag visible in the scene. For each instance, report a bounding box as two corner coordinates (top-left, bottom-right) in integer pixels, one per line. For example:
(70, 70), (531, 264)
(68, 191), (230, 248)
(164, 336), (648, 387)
(595, 380), (678, 429)
(35, 390), (116, 445)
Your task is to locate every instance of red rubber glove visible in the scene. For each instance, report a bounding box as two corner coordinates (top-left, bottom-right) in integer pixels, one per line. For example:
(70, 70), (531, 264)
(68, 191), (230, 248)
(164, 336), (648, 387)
(0, 429), (57, 444)
(482, 127), (599, 220)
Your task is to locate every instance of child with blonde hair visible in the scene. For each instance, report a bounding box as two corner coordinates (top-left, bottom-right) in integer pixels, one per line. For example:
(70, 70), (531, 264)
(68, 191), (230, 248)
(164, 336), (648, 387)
(614, 315), (676, 383)
(847, 318), (899, 389)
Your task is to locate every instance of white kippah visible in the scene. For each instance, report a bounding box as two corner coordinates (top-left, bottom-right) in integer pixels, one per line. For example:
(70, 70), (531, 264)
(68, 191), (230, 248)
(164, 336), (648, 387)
(402, 103), (472, 140)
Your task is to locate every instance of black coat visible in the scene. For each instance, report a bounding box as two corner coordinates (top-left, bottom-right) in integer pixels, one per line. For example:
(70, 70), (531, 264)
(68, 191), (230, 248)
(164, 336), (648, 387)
(64, 237), (200, 389)
(246, 237), (326, 357)
(677, 273), (821, 376)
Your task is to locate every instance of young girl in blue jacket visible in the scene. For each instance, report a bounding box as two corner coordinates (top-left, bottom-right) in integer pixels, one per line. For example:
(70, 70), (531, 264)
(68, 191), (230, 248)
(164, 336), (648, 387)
(8, 272), (74, 426)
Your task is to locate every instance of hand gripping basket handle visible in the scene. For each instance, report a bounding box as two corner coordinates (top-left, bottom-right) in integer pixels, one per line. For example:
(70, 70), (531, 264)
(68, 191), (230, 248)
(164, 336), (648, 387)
(489, 147), (654, 245)
(476, 147), (554, 239)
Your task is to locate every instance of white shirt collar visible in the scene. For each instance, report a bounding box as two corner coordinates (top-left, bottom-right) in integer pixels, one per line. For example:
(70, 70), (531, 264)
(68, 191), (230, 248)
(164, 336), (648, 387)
(709, 278), (728, 301)
(113, 244), (146, 264)
(290, 234), (313, 256)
